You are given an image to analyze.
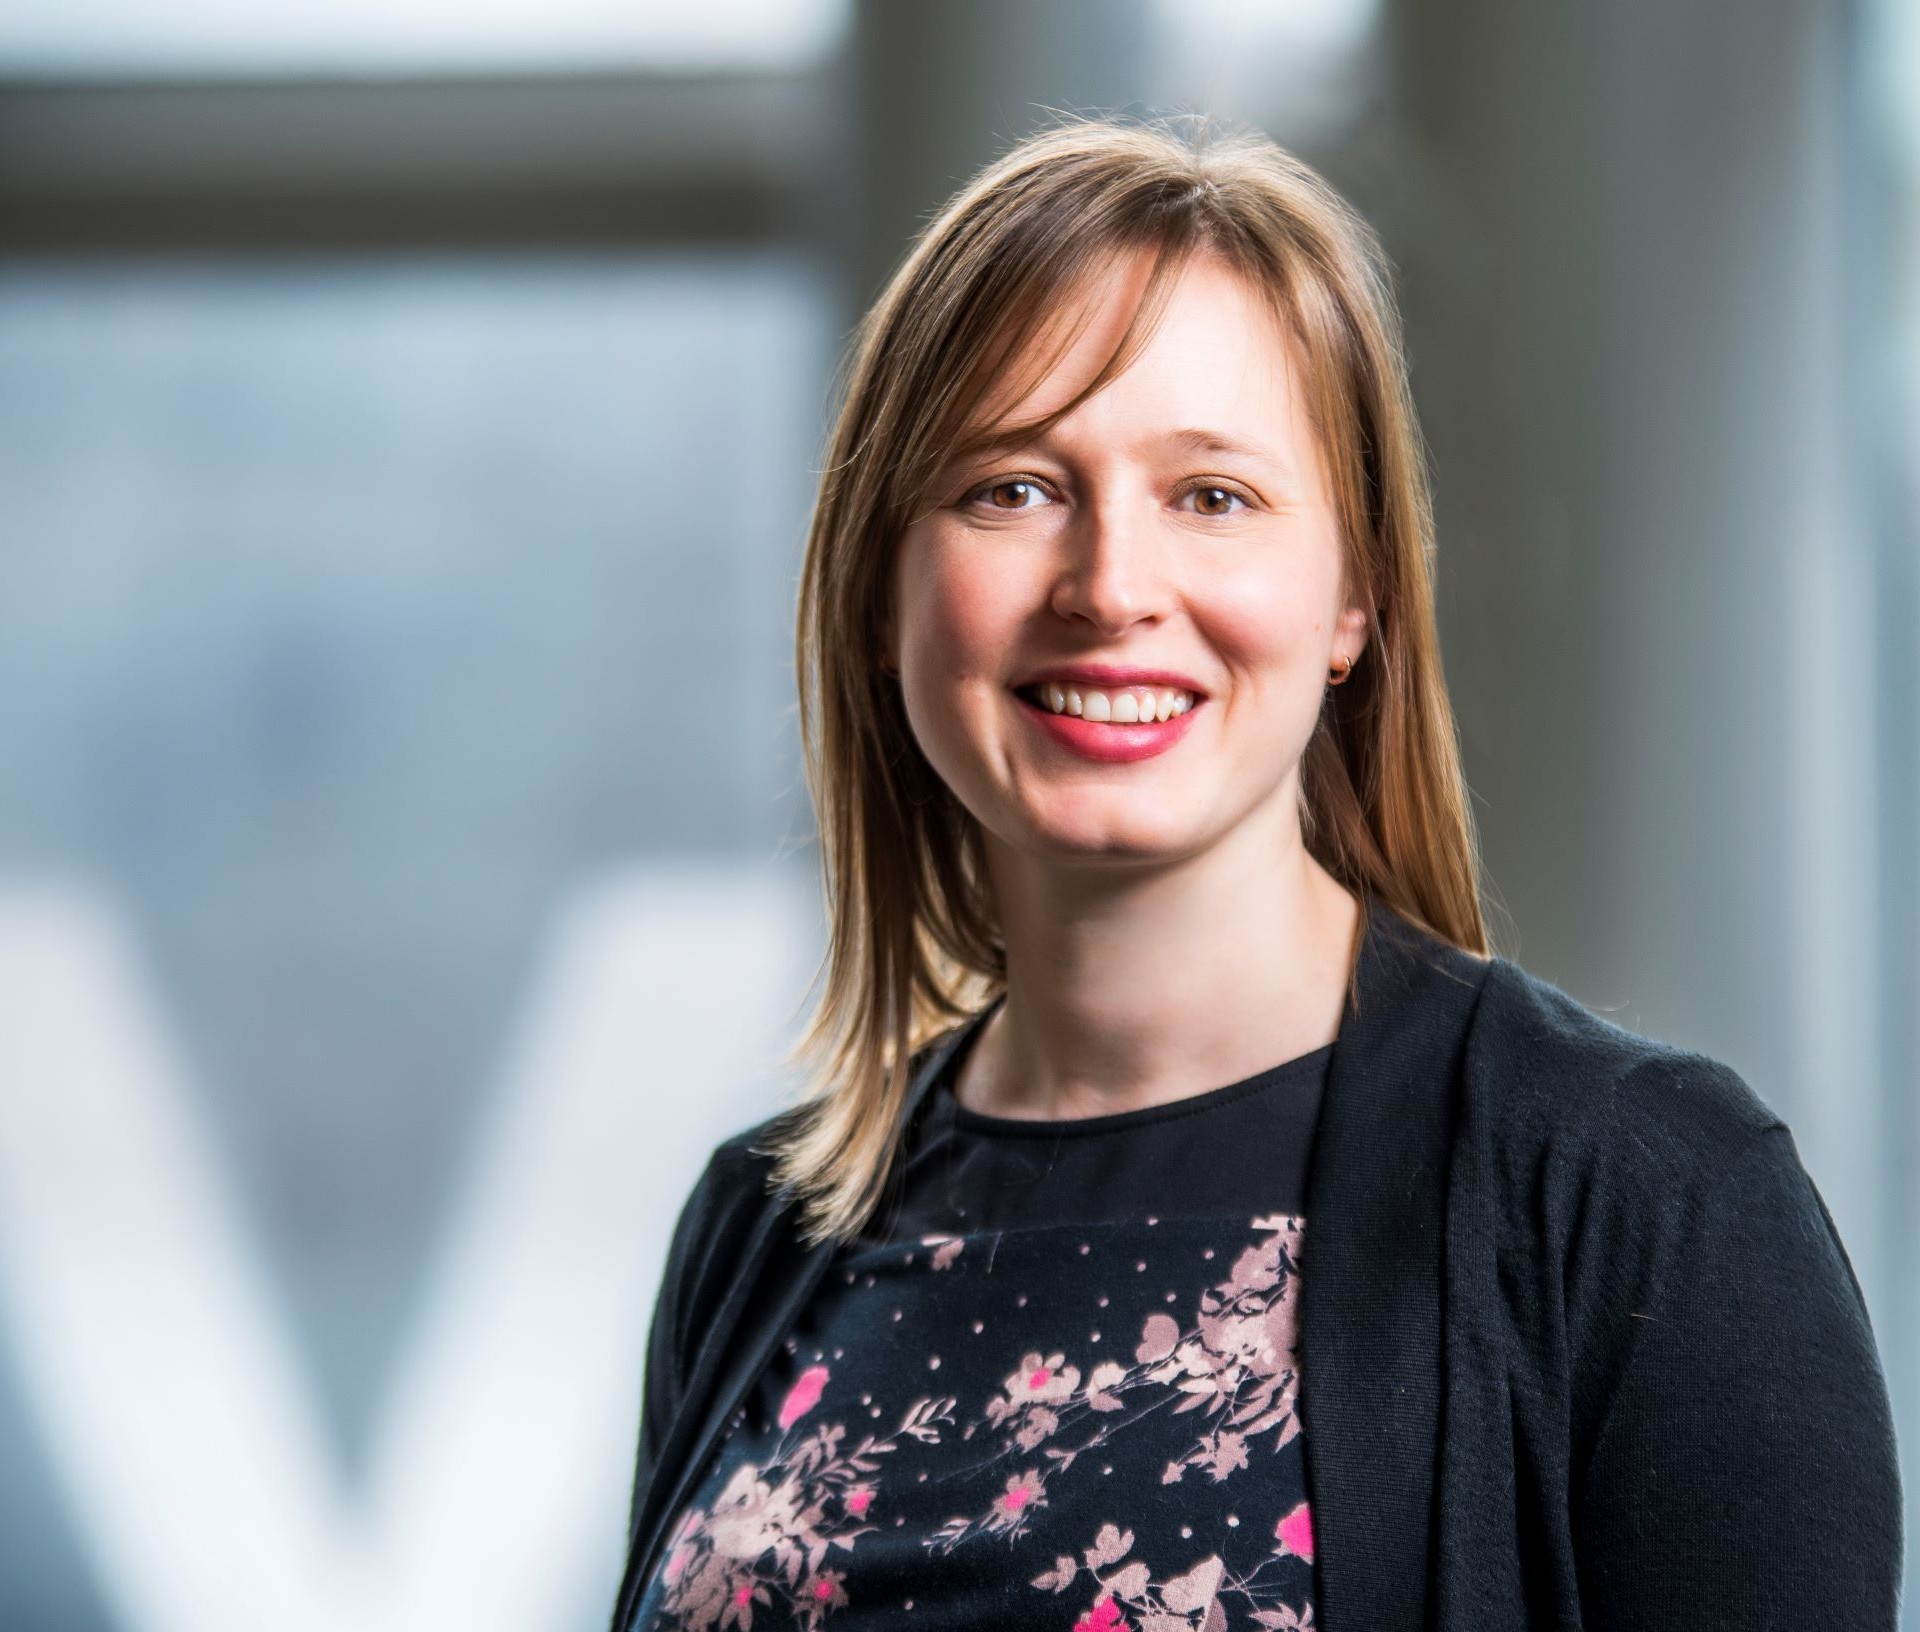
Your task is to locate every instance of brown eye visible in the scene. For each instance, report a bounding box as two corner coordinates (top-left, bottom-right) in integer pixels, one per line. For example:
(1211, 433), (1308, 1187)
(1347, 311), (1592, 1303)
(967, 478), (1049, 511)
(1187, 484), (1247, 517)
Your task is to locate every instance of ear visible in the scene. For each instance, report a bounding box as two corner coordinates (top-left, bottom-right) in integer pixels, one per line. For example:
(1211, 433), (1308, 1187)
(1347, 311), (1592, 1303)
(1333, 600), (1372, 667)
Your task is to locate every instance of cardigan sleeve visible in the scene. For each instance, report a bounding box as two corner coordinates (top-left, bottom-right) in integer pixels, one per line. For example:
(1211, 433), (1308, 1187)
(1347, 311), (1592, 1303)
(1571, 1122), (1905, 1627)
(622, 1150), (723, 1546)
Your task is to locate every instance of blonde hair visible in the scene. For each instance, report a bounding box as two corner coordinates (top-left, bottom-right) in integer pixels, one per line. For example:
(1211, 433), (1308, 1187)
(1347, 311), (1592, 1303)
(764, 111), (1487, 1246)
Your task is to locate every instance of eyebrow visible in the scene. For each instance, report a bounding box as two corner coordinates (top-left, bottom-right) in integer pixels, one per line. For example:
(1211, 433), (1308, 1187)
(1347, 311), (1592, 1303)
(948, 424), (1290, 473)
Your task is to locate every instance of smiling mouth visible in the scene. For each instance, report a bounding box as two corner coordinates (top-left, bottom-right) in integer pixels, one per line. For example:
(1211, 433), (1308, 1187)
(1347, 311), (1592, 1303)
(1012, 681), (1199, 724)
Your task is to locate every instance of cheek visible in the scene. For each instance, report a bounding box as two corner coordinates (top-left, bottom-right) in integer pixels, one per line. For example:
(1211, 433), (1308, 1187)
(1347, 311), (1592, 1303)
(897, 537), (1026, 678)
(1199, 551), (1340, 670)
(891, 540), (1031, 810)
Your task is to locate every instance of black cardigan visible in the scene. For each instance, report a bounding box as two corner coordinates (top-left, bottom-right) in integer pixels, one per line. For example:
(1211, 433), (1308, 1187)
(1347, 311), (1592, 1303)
(607, 897), (1905, 1631)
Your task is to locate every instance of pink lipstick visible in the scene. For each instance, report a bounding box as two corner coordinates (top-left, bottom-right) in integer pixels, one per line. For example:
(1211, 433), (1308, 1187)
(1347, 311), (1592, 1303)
(1012, 685), (1203, 764)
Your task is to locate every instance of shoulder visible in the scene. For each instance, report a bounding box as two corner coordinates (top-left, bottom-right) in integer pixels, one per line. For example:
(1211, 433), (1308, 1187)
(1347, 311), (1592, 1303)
(1456, 952), (1788, 1231)
(1472, 952), (1782, 1131)
(681, 1109), (800, 1230)
(693, 1028), (956, 1209)
(1453, 956), (1827, 1414)
(657, 1099), (827, 1294)
(1469, 973), (1903, 1609)
(648, 1104), (820, 1395)
(658, 1033), (954, 1329)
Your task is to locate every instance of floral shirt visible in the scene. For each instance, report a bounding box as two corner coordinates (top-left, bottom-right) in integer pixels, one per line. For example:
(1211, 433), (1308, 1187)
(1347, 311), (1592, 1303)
(634, 1033), (1331, 1632)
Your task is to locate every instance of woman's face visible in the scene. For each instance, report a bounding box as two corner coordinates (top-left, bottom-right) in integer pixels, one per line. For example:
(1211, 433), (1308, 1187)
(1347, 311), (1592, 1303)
(885, 247), (1369, 872)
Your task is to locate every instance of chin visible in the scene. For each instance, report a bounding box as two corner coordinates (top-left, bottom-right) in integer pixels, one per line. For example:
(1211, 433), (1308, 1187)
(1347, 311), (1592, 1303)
(1016, 804), (1201, 865)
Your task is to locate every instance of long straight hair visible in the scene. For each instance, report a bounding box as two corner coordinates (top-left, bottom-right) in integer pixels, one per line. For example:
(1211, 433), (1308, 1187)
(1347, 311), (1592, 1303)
(764, 112), (1487, 1246)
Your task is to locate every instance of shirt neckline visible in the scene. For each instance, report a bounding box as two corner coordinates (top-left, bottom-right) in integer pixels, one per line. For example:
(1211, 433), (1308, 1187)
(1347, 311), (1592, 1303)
(935, 1018), (1334, 1140)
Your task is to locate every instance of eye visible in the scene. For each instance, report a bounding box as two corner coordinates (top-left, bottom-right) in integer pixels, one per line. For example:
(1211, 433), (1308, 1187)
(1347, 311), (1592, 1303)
(962, 477), (1053, 512)
(1179, 482), (1252, 517)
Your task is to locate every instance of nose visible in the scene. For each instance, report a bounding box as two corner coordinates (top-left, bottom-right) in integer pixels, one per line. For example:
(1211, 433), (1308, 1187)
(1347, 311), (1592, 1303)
(1047, 490), (1172, 637)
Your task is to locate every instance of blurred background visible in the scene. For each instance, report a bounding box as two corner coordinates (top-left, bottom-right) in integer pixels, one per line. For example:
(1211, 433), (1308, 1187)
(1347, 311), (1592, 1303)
(0, 0), (1913, 1626)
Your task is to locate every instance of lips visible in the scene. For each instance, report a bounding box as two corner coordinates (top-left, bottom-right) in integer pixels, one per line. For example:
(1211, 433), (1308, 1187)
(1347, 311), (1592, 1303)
(1012, 686), (1201, 765)
(1014, 663), (1209, 696)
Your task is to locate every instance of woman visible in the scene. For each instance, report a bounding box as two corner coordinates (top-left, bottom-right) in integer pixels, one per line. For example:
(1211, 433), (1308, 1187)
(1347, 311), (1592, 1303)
(608, 115), (1903, 1631)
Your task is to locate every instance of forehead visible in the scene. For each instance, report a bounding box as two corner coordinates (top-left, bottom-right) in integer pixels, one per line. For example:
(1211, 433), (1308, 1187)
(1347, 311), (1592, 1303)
(958, 248), (1304, 453)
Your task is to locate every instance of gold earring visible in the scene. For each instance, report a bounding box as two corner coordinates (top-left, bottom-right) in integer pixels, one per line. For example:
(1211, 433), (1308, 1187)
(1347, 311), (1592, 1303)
(1328, 654), (1355, 686)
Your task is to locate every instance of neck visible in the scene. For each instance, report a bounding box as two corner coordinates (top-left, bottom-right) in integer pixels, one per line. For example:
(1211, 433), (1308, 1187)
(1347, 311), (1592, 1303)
(956, 805), (1364, 1122)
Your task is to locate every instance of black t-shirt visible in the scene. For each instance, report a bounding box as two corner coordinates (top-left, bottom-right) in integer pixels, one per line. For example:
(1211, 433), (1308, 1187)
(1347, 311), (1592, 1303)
(633, 1017), (1332, 1632)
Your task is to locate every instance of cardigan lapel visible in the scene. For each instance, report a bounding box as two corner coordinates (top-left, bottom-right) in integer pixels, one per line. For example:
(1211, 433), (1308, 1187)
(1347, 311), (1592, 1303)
(1299, 896), (1492, 1632)
(613, 1011), (990, 1632)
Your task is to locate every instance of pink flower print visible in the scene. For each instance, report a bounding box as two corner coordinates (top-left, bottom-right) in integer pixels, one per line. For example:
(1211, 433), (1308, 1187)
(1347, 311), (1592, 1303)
(778, 1364), (830, 1430)
(1073, 1591), (1130, 1632)
(1012, 1404), (1061, 1451)
(921, 1233), (965, 1270)
(653, 1396), (891, 1626)
(707, 1465), (808, 1561)
(722, 1576), (772, 1629)
(1135, 1313), (1180, 1364)
(984, 1467), (1048, 1538)
(661, 1506), (704, 1584)
(1274, 1499), (1314, 1563)
(806, 1569), (850, 1610)
(1207, 1307), (1281, 1371)
(1000, 1473), (1040, 1513)
(1007, 1351), (1081, 1406)
(985, 1348), (1084, 1436)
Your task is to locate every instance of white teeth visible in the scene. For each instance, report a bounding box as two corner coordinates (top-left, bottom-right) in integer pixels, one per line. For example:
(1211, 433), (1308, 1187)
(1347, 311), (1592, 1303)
(1028, 683), (1197, 722)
